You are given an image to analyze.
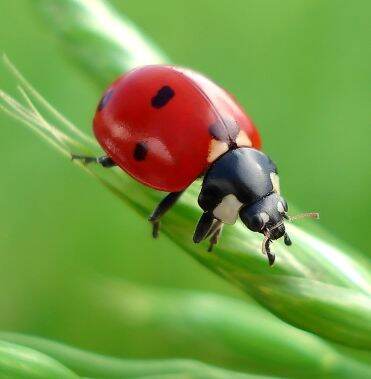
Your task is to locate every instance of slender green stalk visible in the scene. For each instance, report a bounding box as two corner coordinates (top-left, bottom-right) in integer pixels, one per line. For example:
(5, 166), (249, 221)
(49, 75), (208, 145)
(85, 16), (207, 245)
(83, 278), (371, 378)
(33, 0), (168, 85)
(0, 340), (79, 379)
(1, 0), (370, 350)
(0, 333), (274, 379)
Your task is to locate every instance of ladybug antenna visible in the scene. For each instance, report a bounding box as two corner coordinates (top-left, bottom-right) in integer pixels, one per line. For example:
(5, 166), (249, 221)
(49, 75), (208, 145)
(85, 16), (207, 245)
(284, 212), (320, 222)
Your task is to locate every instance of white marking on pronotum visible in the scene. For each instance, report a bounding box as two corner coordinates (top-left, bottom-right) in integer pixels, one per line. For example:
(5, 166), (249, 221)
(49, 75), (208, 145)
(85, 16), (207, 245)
(213, 194), (243, 224)
(208, 130), (252, 163)
(270, 172), (280, 194)
(207, 138), (229, 163)
(235, 130), (252, 147)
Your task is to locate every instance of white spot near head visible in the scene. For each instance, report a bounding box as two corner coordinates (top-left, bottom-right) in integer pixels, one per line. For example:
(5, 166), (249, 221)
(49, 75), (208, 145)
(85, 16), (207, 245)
(207, 139), (229, 163)
(235, 130), (252, 147)
(270, 172), (280, 194)
(277, 201), (285, 213)
(213, 194), (243, 224)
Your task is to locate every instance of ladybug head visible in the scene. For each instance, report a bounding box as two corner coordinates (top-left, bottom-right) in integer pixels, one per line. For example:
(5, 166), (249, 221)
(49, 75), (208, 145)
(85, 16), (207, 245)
(239, 193), (290, 265)
(239, 193), (319, 265)
(239, 193), (289, 241)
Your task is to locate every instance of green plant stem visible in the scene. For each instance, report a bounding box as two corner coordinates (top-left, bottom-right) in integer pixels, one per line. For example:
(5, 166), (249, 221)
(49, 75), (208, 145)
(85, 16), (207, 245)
(84, 278), (370, 379)
(0, 333), (273, 379)
(33, 0), (168, 85)
(0, 340), (80, 379)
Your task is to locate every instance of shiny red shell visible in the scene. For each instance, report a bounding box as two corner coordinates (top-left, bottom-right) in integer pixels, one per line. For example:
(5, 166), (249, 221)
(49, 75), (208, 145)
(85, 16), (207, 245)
(93, 65), (261, 192)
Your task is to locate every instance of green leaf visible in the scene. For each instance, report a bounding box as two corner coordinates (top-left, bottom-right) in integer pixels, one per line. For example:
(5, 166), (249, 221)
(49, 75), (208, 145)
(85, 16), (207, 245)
(1, 0), (370, 351)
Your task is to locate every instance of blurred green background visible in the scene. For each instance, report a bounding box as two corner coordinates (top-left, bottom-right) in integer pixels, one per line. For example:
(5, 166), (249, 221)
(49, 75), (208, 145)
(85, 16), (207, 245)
(0, 0), (370, 371)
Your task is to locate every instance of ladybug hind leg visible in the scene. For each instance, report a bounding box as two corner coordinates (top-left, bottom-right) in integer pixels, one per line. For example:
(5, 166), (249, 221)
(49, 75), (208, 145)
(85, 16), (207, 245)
(71, 154), (116, 168)
(149, 191), (184, 238)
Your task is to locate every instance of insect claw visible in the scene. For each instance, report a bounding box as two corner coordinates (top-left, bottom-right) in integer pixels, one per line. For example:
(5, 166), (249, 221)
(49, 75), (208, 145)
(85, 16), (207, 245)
(71, 154), (96, 165)
(267, 252), (275, 266)
(151, 220), (160, 239)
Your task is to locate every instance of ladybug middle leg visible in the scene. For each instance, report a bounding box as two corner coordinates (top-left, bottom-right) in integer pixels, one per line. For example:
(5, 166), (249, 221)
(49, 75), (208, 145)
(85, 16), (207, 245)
(149, 191), (184, 238)
(71, 154), (116, 168)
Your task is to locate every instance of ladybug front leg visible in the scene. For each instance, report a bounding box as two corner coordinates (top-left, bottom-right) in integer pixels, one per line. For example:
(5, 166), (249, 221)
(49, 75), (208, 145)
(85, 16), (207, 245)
(206, 220), (223, 252)
(193, 211), (215, 244)
(149, 191), (184, 238)
(263, 237), (276, 266)
(71, 154), (116, 168)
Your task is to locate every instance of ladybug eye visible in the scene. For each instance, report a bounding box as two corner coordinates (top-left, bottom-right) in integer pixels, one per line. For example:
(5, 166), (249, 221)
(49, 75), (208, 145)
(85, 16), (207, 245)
(249, 212), (269, 231)
(249, 214), (263, 231)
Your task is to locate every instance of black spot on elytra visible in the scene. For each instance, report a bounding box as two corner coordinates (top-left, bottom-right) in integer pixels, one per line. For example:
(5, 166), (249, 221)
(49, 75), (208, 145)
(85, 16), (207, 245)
(209, 119), (240, 146)
(151, 86), (175, 108)
(97, 89), (114, 111)
(133, 142), (148, 161)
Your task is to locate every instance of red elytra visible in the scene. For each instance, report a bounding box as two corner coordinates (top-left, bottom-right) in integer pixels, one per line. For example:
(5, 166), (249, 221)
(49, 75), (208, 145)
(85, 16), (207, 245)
(93, 65), (261, 192)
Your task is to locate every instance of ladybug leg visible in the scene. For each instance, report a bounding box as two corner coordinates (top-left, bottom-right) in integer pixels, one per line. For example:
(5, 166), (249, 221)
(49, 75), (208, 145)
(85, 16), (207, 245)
(193, 211), (215, 244)
(206, 221), (223, 252)
(263, 238), (276, 266)
(284, 232), (292, 246)
(148, 191), (184, 238)
(71, 154), (116, 168)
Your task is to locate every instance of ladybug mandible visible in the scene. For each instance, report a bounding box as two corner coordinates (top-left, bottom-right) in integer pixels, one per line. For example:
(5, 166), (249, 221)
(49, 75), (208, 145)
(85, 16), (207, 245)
(73, 65), (318, 265)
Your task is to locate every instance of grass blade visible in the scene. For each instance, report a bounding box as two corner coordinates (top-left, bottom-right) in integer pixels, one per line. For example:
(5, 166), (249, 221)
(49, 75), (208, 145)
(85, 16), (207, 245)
(0, 333), (274, 379)
(0, 340), (80, 379)
(33, 0), (168, 85)
(82, 278), (371, 378)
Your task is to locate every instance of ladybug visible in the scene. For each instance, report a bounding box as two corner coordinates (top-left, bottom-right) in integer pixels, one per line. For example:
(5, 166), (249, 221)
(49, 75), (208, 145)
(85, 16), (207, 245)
(73, 65), (318, 265)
